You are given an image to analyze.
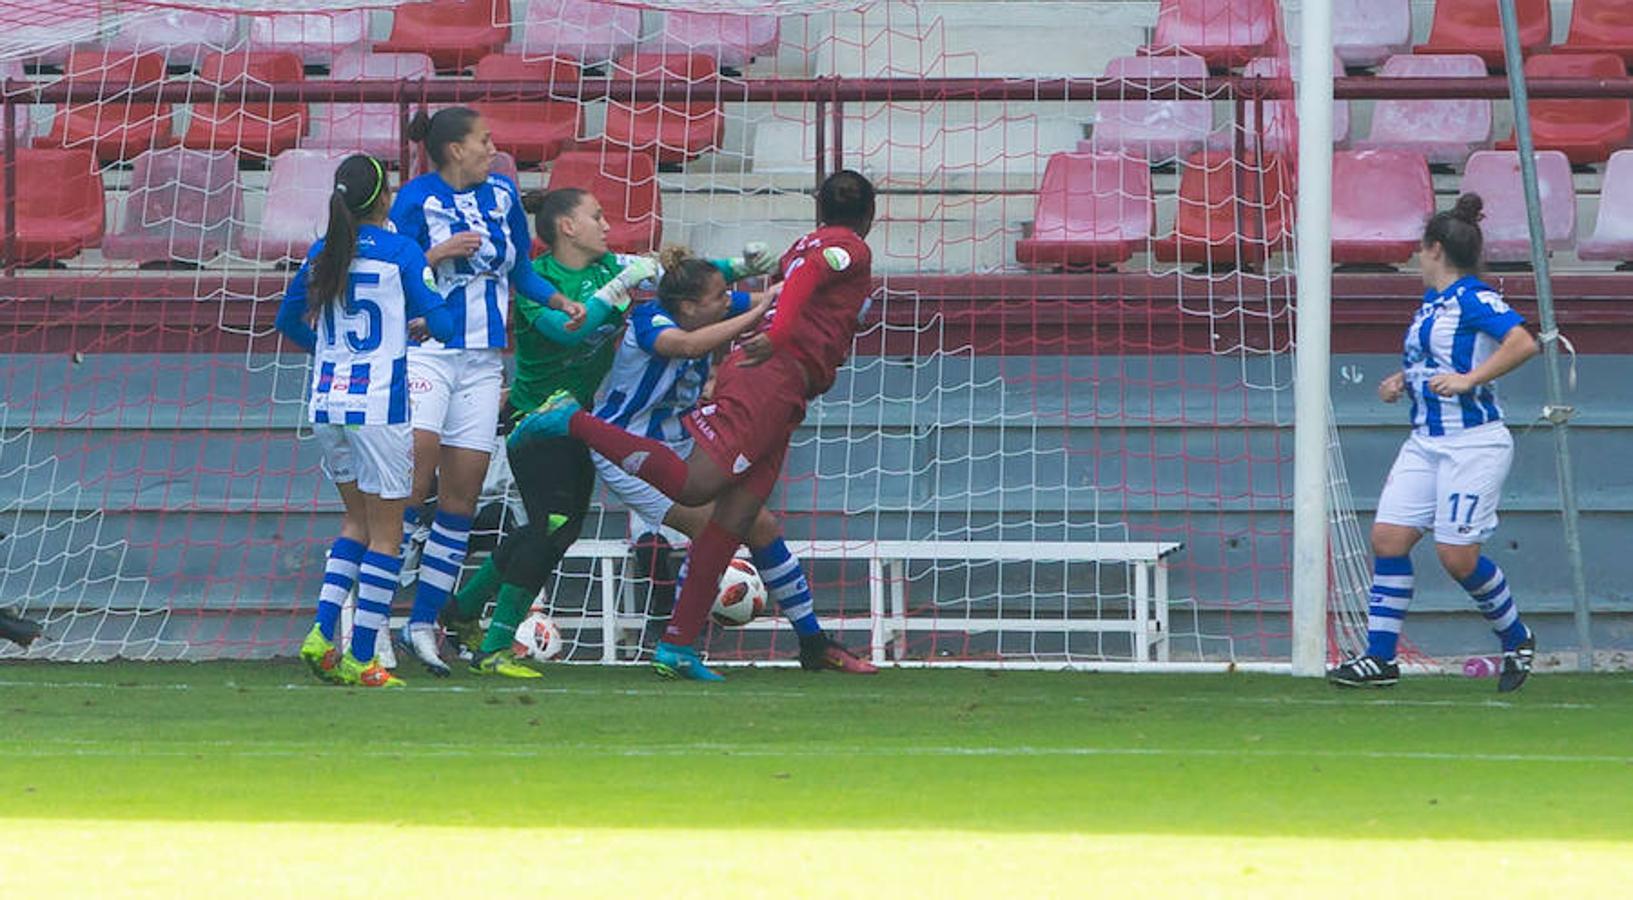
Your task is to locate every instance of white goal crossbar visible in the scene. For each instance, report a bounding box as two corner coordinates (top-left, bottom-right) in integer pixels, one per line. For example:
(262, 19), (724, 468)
(550, 539), (1185, 666)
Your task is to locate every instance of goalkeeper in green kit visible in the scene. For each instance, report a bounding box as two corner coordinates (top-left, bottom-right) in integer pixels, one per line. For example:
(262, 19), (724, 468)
(438, 187), (777, 676)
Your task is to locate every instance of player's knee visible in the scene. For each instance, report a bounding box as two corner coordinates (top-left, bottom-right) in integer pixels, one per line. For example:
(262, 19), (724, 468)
(746, 510), (782, 548)
(1435, 543), (1479, 581)
(1370, 523), (1417, 558)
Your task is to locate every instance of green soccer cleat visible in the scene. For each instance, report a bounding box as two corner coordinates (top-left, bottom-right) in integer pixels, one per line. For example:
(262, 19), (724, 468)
(338, 651), (406, 688)
(299, 624), (343, 684)
(507, 389), (581, 450)
(653, 641), (724, 682)
(470, 649), (543, 679)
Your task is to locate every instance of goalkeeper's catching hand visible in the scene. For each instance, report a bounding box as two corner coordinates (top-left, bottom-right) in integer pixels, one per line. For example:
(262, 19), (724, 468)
(731, 242), (780, 279)
(594, 255), (660, 311)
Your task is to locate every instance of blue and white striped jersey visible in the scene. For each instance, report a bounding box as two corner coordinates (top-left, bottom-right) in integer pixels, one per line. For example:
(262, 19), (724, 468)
(284, 225), (446, 425)
(390, 171), (535, 350)
(1403, 275), (1525, 437)
(593, 293), (753, 447)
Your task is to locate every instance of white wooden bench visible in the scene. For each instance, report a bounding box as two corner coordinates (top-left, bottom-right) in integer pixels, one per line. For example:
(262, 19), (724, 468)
(554, 538), (1185, 665)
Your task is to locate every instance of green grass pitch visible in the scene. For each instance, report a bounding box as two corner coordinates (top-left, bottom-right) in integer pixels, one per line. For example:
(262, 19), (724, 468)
(1, 662), (1630, 896)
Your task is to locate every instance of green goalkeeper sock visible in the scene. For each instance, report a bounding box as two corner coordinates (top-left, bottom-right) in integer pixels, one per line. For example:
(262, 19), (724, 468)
(479, 582), (534, 654)
(454, 556), (503, 621)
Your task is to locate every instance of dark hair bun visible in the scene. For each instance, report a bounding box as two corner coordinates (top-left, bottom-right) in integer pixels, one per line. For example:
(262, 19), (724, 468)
(1451, 193), (1484, 225)
(520, 189), (546, 215)
(405, 110), (433, 143)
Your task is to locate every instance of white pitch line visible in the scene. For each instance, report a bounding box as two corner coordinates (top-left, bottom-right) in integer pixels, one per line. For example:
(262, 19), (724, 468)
(0, 679), (855, 700)
(2, 737), (1630, 766)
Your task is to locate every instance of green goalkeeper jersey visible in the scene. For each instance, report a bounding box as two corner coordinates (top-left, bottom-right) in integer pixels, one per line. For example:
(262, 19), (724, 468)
(510, 252), (632, 414)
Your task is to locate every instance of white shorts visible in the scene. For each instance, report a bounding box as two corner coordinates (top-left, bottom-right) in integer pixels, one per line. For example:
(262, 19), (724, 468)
(593, 449), (676, 535)
(1375, 423), (1514, 546)
(407, 348), (503, 452)
(315, 422), (414, 500)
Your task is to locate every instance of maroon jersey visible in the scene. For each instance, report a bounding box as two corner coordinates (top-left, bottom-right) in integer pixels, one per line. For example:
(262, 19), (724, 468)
(762, 225), (874, 396)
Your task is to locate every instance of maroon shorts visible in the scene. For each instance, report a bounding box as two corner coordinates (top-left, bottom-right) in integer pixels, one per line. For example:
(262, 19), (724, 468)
(683, 353), (809, 499)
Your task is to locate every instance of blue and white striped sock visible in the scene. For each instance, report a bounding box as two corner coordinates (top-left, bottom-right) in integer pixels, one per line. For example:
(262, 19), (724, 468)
(352, 551), (401, 663)
(751, 538), (821, 637)
(1459, 556), (1529, 651)
(315, 536), (365, 641)
(410, 511), (471, 624)
(401, 506), (425, 551)
(1365, 555), (1414, 660)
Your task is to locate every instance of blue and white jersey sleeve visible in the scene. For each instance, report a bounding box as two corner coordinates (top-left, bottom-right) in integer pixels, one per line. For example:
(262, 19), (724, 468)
(1403, 277), (1526, 438)
(632, 302), (679, 355)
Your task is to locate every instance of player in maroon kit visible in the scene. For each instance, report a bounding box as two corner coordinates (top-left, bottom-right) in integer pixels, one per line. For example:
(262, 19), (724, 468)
(509, 170), (876, 680)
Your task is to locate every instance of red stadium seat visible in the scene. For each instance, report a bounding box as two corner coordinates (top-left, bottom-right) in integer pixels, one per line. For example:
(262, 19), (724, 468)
(103, 148), (241, 266)
(0, 0), (100, 66)
(1330, 150), (1434, 266)
(239, 149), (346, 262)
(1210, 53), (1348, 153)
(249, 10), (371, 65)
(183, 51), (308, 160)
(1560, 0), (1633, 67)
(1015, 152), (1152, 270)
(1459, 150), (1576, 263)
(1353, 54), (1492, 165)
(652, 11), (780, 69)
(1415, 0), (1551, 69)
(304, 52), (435, 161)
(106, 7), (238, 65)
(471, 54), (581, 165)
(1153, 151), (1289, 266)
(1496, 53), (1632, 165)
(515, 0), (642, 69)
(0, 148), (104, 265)
(36, 49), (175, 163)
(490, 150), (520, 186)
(1082, 54), (1213, 162)
(602, 53), (725, 165)
(1142, 0), (1280, 70)
(377, 0), (511, 72)
(1575, 150), (1633, 262)
(1330, 0), (1411, 68)
(546, 149), (661, 253)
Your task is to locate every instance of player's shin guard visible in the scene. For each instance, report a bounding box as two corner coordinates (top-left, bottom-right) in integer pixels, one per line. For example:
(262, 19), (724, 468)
(315, 536), (365, 641)
(666, 521), (744, 646)
(751, 537), (820, 636)
(568, 411), (690, 499)
(1459, 556), (1530, 651)
(1365, 555), (1414, 660)
(352, 551), (401, 663)
(410, 511), (470, 624)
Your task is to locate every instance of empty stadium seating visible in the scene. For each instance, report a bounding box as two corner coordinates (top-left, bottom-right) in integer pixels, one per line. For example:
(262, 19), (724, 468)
(546, 150), (661, 253)
(1330, 150), (1434, 266)
(515, 0), (643, 69)
(1153, 151), (1288, 266)
(1330, 0), (1411, 68)
(1415, 0), (1552, 69)
(1459, 150), (1577, 263)
(304, 51), (435, 161)
(0, 0), (99, 65)
(103, 148), (240, 266)
(238, 149), (343, 262)
(1559, 0), (1633, 67)
(1353, 54), (1493, 165)
(248, 10), (371, 65)
(377, 0), (511, 72)
(471, 54), (581, 166)
(36, 49), (175, 163)
(651, 11), (781, 69)
(183, 51), (308, 160)
(0, 148), (104, 264)
(1212, 53), (1347, 153)
(603, 53), (725, 165)
(1014, 152), (1152, 270)
(1496, 53), (1632, 165)
(1082, 54), (1213, 162)
(1577, 150), (1633, 263)
(106, 7), (238, 65)
(1143, 0), (1280, 70)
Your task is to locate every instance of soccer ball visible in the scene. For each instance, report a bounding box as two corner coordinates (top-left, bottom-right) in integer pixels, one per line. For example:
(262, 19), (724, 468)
(512, 610), (563, 661)
(710, 558), (768, 627)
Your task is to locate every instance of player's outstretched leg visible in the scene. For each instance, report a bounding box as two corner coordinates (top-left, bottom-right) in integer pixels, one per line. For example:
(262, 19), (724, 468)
(512, 391), (725, 506)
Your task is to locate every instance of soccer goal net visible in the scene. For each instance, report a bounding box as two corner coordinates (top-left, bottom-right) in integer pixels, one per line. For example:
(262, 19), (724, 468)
(0, 0), (1369, 667)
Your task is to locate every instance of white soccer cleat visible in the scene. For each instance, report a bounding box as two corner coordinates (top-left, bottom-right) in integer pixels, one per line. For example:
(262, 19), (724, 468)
(376, 629), (399, 670)
(401, 621), (450, 677)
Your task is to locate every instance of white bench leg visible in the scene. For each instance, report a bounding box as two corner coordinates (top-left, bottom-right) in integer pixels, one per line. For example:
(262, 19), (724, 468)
(599, 556), (618, 664)
(887, 558), (907, 662)
(868, 557), (886, 666)
(1133, 561), (1150, 664)
(1155, 559), (1170, 662)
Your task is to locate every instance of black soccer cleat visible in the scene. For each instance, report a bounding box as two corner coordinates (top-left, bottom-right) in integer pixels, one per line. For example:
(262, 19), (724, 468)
(1498, 631), (1536, 694)
(798, 633), (878, 674)
(1327, 654), (1400, 688)
(0, 608), (43, 648)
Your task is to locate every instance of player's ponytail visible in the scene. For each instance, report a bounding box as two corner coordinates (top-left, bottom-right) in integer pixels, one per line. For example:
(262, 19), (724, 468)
(526, 187), (589, 249)
(655, 246), (721, 316)
(817, 169), (877, 234)
(1423, 192), (1485, 273)
(307, 154), (389, 321)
